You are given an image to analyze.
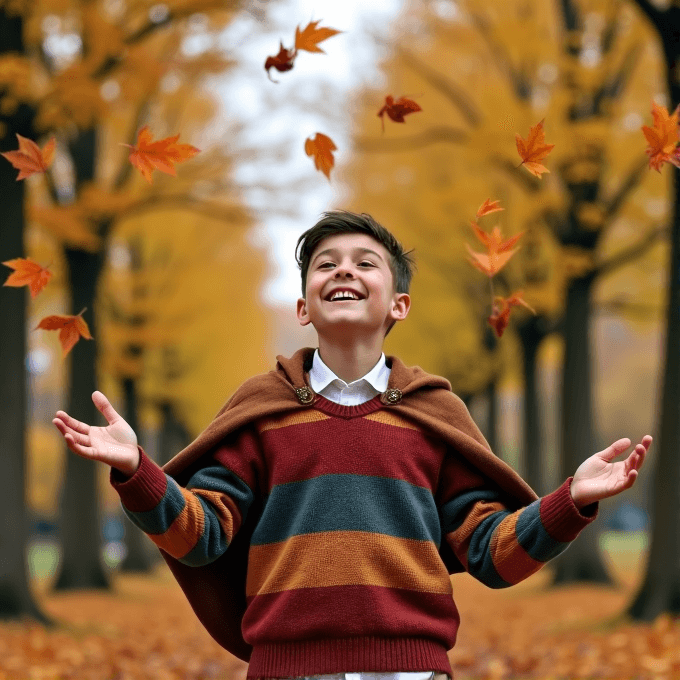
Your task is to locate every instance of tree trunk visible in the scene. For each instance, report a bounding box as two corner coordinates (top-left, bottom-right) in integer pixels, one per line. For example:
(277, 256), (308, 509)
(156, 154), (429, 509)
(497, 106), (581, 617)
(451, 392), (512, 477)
(0, 7), (51, 624)
(53, 247), (110, 590)
(627, 54), (680, 617)
(518, 316), (544, 495)
(551, 274), (613, 585)
(158, 401), (192, 467)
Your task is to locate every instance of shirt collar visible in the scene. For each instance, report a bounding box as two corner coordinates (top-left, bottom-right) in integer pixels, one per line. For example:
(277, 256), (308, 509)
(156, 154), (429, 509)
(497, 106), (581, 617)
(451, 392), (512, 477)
(309, 347), (390, 393)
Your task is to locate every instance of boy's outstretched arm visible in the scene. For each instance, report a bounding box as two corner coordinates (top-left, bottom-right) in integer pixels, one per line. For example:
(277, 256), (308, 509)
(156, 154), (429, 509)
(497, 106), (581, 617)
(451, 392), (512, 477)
(53, 391), (260, 568)
(437, 435), (651, 589)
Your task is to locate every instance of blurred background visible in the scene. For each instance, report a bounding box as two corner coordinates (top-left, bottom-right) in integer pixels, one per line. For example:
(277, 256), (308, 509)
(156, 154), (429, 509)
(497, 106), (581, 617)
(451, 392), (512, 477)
(1, 0), (678, 675)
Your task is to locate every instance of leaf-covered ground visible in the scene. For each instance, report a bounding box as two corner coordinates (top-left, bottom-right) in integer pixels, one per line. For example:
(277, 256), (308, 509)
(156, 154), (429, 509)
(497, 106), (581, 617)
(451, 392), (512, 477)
(1, 531), (678, 680)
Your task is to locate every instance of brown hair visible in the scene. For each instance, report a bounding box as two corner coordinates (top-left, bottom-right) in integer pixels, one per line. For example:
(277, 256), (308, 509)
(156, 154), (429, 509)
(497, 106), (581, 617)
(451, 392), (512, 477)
(295, 210), (417, 336)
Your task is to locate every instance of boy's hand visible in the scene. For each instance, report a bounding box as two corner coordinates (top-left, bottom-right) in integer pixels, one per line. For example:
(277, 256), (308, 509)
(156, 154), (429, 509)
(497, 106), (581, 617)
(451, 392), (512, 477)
(570, 435), (652, 509)
(52, 391), (140, 476)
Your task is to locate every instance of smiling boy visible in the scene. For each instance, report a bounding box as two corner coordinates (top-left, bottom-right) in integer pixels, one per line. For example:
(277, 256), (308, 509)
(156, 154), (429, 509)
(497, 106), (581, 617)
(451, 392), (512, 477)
(53, 210), (651, 680)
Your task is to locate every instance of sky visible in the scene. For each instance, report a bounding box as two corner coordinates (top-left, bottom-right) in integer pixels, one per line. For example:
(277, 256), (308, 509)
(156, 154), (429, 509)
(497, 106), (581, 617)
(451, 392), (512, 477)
(213, 0), (407, 308)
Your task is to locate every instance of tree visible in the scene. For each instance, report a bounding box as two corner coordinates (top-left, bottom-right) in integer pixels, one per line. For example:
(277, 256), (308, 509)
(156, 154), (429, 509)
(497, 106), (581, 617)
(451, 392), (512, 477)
(624, 0), (680, 621)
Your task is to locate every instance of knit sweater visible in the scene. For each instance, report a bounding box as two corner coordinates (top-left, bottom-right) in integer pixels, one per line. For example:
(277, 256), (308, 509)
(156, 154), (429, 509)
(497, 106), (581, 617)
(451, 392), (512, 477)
(111, 386), (597, 679)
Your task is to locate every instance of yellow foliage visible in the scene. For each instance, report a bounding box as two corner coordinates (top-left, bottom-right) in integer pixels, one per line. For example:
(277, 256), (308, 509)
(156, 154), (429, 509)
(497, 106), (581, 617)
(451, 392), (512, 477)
(29, 205), (102, 252)
(27, 423), (64, 516)
(576, 202), (607, 231)
(558, 246), (596, 280)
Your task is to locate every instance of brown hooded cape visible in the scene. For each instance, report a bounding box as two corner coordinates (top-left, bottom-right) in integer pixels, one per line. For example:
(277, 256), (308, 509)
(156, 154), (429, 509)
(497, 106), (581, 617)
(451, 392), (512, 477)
(158, 347), (539, 662)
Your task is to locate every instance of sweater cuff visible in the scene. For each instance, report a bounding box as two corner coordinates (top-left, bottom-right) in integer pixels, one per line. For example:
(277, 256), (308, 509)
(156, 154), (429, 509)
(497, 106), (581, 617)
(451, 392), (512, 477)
(539, 476), (599, 542)
(109, 445), (168, 513)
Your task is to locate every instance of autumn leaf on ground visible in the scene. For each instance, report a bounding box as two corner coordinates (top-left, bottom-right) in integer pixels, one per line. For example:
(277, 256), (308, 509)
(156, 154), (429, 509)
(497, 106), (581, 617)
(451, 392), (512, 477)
(642, 100), (680, 172)
(35, 307), (92, 358)
(305, 132), (337, 180)
(516, 119), (554, 177)
(0, 134), (55, 180)
(466, 222), (525, 277)
(476, 198), (504, 219)
(2, 257), (53, 298)
(264, 42), (297, 82)
(488, 291), (536, 338)
(377, 95), (422, 133)
(120, 126), (200, 184)
(295, 20), (342, 53)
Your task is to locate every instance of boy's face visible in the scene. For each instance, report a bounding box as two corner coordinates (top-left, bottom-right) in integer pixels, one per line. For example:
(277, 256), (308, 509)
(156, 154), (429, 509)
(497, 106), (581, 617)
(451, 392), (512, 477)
(296, 233), (410, 342)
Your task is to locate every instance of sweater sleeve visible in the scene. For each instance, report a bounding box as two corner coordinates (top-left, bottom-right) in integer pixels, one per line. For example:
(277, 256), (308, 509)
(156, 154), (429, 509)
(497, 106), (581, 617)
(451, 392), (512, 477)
(436, 451), (599, 588)
(109, 425), (263, 567)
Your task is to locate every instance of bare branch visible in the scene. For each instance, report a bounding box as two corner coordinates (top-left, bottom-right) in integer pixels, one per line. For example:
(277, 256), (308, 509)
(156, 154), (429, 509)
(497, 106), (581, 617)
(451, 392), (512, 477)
(604, 157), (649, 221)
(353, 126), (469, 153)
(390, 43), (482, 127)
(594, 222), (667, 279)
(491, 155), (543, 193)
(629, 0), (665, 31)
(123, 193), (251, 224)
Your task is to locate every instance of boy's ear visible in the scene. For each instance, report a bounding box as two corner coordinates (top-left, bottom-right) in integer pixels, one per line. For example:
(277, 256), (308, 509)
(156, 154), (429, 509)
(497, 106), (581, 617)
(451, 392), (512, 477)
(392, 293), (411, 320)
(296, 297), (311, 326)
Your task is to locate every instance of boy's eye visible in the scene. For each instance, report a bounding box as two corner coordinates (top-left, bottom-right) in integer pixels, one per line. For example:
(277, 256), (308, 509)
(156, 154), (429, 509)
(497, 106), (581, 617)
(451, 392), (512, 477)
(318, 262), (373, 268)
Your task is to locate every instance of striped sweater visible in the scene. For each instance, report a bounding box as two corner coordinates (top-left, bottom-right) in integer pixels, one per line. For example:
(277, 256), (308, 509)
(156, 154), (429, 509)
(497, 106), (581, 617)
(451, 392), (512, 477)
(111, 393), (598, 678)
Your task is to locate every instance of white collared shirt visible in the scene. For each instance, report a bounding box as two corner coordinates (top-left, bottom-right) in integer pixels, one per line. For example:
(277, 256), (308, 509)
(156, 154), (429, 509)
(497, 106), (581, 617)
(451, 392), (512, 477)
(308, 348), (390, 406)
(301, 349), (440, 680)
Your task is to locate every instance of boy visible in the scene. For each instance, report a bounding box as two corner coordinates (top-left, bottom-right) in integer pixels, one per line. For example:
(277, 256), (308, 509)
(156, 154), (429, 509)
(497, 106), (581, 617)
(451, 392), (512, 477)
(53, 210), (651, 680)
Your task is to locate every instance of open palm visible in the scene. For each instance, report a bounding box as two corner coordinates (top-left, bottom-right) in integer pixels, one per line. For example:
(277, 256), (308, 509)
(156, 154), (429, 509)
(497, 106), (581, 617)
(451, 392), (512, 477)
(52, 390), (140, 475)
(571, 435), (652, 508)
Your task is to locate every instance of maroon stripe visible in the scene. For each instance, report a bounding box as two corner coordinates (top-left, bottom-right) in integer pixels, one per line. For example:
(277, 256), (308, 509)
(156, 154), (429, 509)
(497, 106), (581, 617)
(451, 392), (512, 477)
(212, 426), (265, 491)
(434, 451), (487, 506)
(260, 415), (447, 491)
(243, 584), (459, 648)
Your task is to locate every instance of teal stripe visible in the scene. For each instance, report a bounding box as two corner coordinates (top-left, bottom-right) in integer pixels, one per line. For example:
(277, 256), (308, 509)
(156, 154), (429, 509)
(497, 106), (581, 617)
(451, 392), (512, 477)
(439, 488), (504, 533)
(515, 499), (570, 561)
(251, 474), (439, 546)
(186, 464), (254, 518)
(122, 476), (186, 535)
(465, 510), (513, 588)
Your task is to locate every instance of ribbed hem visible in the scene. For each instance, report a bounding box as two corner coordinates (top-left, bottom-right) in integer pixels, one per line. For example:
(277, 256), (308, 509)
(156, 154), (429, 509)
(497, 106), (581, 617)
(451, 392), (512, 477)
(312, 393), (384, 418)
(109, 446), (168, 512)
(540, 476), (599, 542)
(246, 637), (452, 679)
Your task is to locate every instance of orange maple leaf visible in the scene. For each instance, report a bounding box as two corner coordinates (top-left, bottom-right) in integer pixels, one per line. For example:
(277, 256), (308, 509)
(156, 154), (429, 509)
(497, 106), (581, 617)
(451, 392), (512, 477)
(488, 291), (537, 338)
(377, 95), (422, 133)
(2, 257), (53, 298)
(516, 119), (554, 177)
(476, 198), (504, 219)
(1, 134), (56, 180)
(466, 222), (525, 277)
(305, 132), (337, 180)
(35, 307), (93, 358)
(641, 100), (680, 172)
(121, 126), (200, 184)
(264, 41), (297, 82)
(294, 20), (342, 53)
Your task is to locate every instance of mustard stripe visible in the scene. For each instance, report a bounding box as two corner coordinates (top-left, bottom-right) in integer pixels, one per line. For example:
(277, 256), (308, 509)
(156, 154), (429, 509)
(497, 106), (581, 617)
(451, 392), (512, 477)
(257, 409), (330, 432)
(192, 488), (239, 541)
(490, 511), (543, 584)
(362, 410), (421, 430)
(246, 531), (451, 597)
(146, 488), (205, 559)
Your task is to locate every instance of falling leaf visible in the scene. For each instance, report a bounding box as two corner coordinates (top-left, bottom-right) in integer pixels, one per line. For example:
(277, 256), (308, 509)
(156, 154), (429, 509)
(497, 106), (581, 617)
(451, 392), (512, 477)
(476, 198), (504, 219)
(377, 95), (422, 133)
(294, 20), (342, 53)
(121, 126), (200, 184)
(35, 307), (93, 358)
(516, 119), (554, 177)
(466, 222), (525, 277)
(264, 42), (297, 83)
(305, 132), (337, 180)
(641, 100), (680, 172)
(488, 291), (536, 338)
(2, 257), (53, 298)
(0, 134), (55, 180)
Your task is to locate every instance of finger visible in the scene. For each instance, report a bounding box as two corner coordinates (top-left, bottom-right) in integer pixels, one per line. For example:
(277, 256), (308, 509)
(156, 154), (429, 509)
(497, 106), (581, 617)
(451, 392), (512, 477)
(52, 418), (91, 449)
(92, 391), (121, 425)
(601, 438), (631, 461)
(53, 410), (90, 435)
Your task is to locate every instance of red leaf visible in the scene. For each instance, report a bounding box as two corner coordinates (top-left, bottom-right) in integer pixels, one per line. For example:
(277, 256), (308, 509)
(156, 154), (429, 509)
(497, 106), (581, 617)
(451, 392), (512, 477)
(2, 257), (53, 298)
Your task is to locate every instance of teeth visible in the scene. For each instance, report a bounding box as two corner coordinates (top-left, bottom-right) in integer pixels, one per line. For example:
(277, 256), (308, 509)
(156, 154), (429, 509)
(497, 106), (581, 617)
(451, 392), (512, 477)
(330, 291), (359, 301)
